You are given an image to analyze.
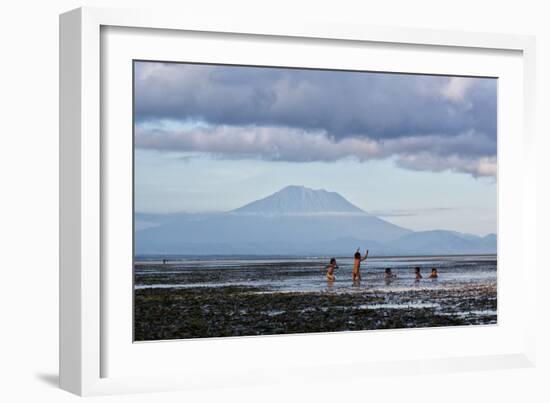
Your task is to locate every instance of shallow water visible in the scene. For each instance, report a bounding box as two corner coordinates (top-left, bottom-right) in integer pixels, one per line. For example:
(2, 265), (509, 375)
(134, 255), (496, 294)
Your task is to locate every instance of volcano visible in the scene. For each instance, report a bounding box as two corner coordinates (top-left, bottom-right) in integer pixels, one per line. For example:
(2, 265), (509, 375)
(134, 186), (496, 256)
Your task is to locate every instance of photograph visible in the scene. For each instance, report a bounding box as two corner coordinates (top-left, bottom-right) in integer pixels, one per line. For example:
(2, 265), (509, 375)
(132, 61), (497, 341)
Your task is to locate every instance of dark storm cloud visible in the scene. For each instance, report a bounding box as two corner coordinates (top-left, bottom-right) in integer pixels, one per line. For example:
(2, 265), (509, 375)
(134, 62), (497, 177)
(135, 62), (496, 140)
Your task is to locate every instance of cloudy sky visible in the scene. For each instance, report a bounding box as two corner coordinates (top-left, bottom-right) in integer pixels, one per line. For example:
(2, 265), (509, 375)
(134, 61), (497, 235)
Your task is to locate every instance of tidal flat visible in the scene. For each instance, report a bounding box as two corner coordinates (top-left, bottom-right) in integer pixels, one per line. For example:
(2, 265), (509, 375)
(134, 256), (497, 341)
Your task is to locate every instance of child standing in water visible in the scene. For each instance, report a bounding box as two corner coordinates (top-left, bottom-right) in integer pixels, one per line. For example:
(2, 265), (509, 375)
(326, 258), (338, 282)
(429, 268), (438, 279)
(352, 248), (369, 282)
(384, 268), (397, 285)
(384, 268), (397, 279)
(414, 267), (422, 281)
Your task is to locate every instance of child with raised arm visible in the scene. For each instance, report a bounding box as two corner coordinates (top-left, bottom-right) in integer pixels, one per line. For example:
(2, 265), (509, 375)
(326, 258), (338, 282)
(352, 248), (369, 282)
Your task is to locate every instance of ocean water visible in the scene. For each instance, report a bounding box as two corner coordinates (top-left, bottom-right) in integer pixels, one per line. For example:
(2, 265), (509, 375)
(134, 255), (497, 294)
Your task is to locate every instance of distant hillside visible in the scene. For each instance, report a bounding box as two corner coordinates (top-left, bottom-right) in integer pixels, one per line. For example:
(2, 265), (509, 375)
(389, 230), (497, 255)
(135, 186), (496, 256)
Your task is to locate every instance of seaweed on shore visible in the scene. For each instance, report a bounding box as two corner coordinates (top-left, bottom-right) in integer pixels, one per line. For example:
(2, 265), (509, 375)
(134, 284), (497, 341)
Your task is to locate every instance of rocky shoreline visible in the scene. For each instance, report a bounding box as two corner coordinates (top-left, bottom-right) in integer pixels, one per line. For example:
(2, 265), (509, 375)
(134, 283), (497, 341)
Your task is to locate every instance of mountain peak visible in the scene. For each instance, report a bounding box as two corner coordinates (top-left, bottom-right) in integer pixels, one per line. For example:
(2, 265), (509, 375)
(232, 185), (365, 215)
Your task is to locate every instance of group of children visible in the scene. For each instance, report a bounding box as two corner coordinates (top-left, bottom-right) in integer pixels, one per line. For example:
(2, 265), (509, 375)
(325, 248), (439, 283)
(325, 247), (368, 282)
(414, 266), (439, 281)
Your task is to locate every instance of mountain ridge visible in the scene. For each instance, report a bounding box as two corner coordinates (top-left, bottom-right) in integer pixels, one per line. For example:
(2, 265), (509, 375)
(135, 186), (496, 256)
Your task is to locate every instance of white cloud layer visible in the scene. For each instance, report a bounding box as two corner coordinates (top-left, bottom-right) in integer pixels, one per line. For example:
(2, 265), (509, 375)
(136, 124), (496, 178)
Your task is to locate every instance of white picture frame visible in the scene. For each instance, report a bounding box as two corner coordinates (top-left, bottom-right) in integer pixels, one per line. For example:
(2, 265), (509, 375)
(59, 6), (537, 396)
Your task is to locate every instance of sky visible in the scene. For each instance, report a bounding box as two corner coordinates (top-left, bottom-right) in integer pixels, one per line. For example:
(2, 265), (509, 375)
(134, 61), (497, 236)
